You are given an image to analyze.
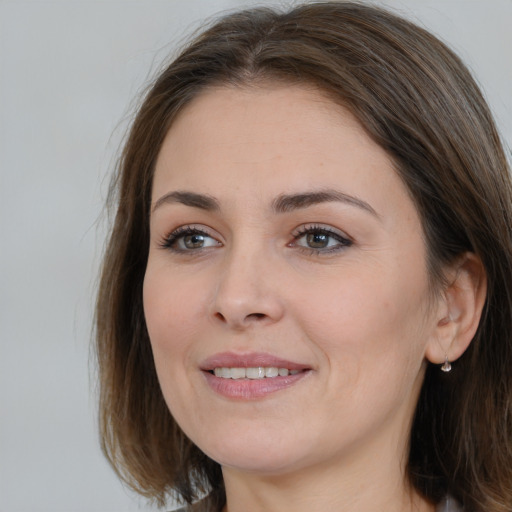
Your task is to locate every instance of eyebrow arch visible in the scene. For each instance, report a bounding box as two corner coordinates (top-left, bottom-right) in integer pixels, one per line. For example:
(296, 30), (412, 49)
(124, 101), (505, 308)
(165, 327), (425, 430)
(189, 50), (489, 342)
(152, 191), (220, 213)
(271, 189), (380, 218)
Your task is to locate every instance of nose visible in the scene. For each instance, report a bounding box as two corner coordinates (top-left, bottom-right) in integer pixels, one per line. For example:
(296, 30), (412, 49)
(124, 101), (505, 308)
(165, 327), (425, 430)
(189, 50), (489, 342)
(210, 246), (285, 329)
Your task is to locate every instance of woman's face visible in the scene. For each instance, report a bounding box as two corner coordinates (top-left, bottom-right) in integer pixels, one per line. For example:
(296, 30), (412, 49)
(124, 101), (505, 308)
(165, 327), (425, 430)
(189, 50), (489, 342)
(144, 85), (442, 476)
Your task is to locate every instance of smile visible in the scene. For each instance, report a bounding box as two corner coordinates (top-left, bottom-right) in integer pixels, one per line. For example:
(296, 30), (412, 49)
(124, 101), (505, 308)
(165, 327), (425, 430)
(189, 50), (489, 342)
(212, 367), (301, 379)
(200, 352), (311, 399)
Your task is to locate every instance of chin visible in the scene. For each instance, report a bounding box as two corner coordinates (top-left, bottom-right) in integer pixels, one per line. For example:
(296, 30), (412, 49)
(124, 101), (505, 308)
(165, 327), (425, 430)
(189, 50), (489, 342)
(191, 423), (316, 475)
(213, 449), (306, 476)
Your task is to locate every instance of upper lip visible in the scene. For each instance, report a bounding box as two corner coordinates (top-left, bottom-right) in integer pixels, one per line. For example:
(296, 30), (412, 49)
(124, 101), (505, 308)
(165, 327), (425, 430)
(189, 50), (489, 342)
(200, 352), (310, 371)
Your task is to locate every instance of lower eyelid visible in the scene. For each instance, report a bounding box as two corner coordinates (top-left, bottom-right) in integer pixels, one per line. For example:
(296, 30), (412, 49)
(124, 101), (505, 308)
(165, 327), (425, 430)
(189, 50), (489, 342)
(290, 226), (353, 252)
(159, 224), (351, 253)
(159, 225), (223, 252)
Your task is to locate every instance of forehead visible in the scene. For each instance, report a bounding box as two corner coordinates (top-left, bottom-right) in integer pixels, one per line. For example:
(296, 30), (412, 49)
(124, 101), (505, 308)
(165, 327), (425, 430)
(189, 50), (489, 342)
(157, 84), (368, 153)
(151, 84), (413, 224)
(155, 85), (388, 178)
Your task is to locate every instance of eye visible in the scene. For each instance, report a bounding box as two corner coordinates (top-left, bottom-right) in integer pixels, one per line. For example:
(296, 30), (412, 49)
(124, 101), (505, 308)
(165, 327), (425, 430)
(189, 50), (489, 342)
(291, 224), (352, 253)
(160, 226), (222, 252)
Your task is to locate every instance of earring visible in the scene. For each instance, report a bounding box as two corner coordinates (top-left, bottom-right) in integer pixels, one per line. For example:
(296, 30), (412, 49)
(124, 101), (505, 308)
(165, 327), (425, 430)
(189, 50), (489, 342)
(441, 356), (452, 372)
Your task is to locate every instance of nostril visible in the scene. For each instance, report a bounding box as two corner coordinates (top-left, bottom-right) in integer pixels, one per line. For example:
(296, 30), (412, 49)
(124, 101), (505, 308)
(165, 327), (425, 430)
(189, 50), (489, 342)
(247, 313), (266, 320)
(215, 312), (227, 322)
(213, 310), (268, 327)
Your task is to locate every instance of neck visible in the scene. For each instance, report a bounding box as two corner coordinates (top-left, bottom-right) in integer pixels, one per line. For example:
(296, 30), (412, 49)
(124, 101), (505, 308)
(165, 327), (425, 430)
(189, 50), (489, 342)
(222, 468), (434, 512)
(220, 432), (435, 512)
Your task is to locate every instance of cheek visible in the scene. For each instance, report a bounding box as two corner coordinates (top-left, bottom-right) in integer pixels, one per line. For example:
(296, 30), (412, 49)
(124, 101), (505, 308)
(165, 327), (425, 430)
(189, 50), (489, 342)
(143, 264), (206, 362)
(314, 282), (428, 429)
(297, 264), (431, 381)
(142, 265), (207, 423)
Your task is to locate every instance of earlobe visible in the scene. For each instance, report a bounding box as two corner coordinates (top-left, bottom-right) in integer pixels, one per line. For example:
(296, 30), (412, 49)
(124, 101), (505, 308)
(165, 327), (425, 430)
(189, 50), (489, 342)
(425, 252), (487, 367)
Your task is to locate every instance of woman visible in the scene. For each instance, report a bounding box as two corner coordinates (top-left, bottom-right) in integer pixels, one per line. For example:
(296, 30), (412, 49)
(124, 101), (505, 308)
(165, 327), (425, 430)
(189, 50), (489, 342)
(95, 2), (512, 511)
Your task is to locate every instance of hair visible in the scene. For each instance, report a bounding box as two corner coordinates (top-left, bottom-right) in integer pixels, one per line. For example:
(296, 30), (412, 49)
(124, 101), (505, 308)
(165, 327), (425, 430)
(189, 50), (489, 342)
(95, 2), (512, 511)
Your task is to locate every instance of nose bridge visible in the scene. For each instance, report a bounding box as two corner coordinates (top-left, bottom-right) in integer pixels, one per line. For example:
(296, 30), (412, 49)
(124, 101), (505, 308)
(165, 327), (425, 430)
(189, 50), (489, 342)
(211, 235), (283, 327)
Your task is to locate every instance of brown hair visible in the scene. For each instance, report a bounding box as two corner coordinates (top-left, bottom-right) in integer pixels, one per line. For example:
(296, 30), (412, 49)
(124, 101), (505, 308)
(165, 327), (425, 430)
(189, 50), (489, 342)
(95, 2), (512, 510)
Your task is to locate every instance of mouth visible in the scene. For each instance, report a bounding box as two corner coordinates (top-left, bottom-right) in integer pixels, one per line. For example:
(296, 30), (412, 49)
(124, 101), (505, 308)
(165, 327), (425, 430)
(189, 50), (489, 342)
(200, 352), (311, 399)
(210, 367), (302, 379)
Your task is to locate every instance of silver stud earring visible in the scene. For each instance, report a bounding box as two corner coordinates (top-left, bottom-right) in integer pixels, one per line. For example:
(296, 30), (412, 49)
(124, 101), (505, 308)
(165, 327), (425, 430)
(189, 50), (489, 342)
(441, 356), (452, 372)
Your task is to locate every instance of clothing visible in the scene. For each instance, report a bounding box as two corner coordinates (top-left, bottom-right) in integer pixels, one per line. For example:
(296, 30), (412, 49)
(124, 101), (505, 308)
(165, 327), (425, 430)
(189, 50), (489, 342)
(437, 495), (464, 511)
(172, 496), (463, 511)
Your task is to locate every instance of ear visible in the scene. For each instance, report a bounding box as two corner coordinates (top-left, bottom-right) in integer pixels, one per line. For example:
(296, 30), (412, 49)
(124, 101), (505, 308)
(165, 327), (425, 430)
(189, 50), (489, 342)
(425, 252), (487, 365)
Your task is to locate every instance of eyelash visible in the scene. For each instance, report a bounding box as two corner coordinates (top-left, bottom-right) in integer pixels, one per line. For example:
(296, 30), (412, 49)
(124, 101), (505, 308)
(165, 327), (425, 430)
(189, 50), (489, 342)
(159, 226), (220, 253)
(291, 224), (353, 255)
(159, 224), (353, 255)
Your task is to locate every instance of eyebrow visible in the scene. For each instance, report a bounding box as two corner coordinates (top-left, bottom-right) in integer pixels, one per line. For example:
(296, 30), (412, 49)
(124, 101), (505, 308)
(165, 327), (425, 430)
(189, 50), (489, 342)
(271, 189), (380, 218)
(152, 188), (379, 218)
(152, 191), (220, 213)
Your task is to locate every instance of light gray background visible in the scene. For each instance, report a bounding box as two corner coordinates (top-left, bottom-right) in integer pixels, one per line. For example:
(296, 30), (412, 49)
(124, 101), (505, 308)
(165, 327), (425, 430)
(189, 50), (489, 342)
(1, 1), (510, 511)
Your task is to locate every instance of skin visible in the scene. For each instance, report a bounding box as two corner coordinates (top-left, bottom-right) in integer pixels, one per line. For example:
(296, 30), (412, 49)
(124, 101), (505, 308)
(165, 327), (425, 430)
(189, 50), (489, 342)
(143, 84), (462, 512)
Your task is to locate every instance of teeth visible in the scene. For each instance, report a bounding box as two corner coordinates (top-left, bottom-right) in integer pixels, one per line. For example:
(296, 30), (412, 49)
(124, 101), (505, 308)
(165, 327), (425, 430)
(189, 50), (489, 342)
(212, 367), (301, 379)
(231, 367), (246, 379)
(246, 367), (265, 379)
(265, 367), (279, 378)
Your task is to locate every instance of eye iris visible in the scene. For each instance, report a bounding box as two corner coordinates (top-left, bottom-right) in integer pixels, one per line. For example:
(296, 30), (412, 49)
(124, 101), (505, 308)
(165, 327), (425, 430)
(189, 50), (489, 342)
(307, 232), (329, 248)
(184, 234), (205, 249)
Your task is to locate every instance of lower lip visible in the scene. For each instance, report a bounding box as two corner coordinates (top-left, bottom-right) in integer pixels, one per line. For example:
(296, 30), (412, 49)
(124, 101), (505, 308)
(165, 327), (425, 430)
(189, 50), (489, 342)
(202, 370), (310, 400)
